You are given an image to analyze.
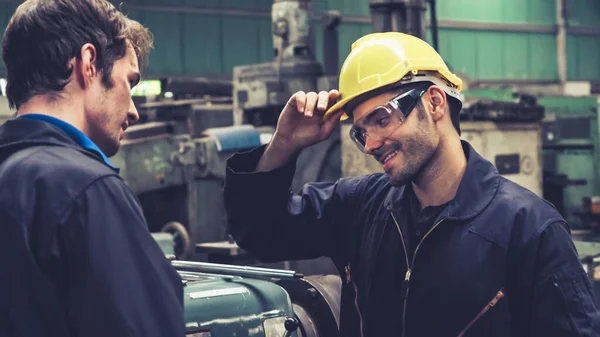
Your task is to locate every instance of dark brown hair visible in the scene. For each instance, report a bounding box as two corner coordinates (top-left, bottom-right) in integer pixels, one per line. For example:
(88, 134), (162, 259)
(2, 0), (153, 109)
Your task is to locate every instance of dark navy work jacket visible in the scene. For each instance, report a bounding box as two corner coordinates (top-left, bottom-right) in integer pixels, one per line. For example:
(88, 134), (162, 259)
(225, 140), (600, 337)
(0, 117), (185, 337)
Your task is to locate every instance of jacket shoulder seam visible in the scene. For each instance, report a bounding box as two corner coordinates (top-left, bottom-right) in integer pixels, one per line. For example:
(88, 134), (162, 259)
(56, 174), (125, 224)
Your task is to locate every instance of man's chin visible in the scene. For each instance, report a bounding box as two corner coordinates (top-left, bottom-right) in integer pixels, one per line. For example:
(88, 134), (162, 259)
(386, 172), (410, 187)
(103, 141), (120, 158)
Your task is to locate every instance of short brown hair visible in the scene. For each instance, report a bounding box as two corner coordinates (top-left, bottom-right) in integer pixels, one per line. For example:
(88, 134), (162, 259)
(2, 0), (153, 109)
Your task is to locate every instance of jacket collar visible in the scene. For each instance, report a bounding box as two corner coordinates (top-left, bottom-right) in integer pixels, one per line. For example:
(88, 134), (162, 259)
(0, 118), (120, 173)
(383, 140), (500, 221)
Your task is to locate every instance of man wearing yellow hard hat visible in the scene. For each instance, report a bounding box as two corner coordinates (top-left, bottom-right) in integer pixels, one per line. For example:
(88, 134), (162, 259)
(224, 32), (600, 336)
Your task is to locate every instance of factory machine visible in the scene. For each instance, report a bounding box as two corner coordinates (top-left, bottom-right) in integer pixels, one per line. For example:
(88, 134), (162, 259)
(231, 0), (342, 193)
(170, 259), (341, 337)
(113, 0), (343, 270)
(109, 1), (345, 334)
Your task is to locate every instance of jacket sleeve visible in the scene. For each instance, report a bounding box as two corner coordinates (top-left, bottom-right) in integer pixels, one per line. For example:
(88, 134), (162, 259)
(224, 145), (359, 263)
(58, 175), (186, 337)
(512, 221), (600, 336)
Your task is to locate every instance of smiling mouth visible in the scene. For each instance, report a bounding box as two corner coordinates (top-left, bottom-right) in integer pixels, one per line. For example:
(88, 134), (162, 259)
(379, 150), (399, 164)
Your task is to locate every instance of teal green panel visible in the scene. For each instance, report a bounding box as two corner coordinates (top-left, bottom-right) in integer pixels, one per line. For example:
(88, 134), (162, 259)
(313, 1), (329, 12)
(567, 35), (579, 80)
(135, 0), (184, 4)
(221, 17), (260, 73)
(475, 32), (504, 79)
(257, 17), (274, 63)
(529, 0), (556, 25)
(0, 4), (19, 74)
(313, 22), (324, 65)
(182, 14), (222, 75)
(255, 0), (274, 10)
(501, 0), (529, 24)
(223, 0), (263, 10)
(567, 0), (600, 28)
(436, 0), (503, 22)
(436, 0), (555, 25)
(437, 29), (557, 81)
(567, 35), (600, 80)
(437, 29), (478, 78)
(327, 0), (369, 15)
(182, 0), (220, 5)
(336, 23), (371, 69)
(502, 33), (530, 80)
(528, 34), (557, 80)
(141, 12), (184, 75)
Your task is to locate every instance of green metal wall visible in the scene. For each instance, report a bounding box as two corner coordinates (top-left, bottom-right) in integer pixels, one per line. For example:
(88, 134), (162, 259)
(0, 0), (598, 82)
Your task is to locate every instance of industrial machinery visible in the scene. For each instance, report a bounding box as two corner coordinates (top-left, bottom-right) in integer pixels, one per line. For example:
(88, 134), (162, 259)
(537, 95), (600, 231)
(172, 259), (341, 337)
(232, 0), (342, 194)
(105, 0), (342, 277)
(368, 0), (428, 39)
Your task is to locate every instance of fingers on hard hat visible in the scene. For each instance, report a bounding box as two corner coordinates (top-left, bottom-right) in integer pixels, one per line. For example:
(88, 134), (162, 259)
(293, 91), (306, 113)
(317, 91), (330, 111)
(304, 92), (319, 118)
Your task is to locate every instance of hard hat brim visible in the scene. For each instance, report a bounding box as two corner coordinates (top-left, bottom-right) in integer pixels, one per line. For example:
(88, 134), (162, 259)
(324, 97), (352, 122)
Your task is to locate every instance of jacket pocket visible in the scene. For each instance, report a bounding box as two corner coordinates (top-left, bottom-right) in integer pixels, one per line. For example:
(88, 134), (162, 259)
(457, 288), (505, 337)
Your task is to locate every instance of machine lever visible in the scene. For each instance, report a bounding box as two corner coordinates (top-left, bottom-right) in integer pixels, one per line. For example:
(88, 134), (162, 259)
(283, 317), (299, 337)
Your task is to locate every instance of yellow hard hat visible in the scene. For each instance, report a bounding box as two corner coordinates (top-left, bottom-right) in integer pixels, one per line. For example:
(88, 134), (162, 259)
(325, 32), (463, 121)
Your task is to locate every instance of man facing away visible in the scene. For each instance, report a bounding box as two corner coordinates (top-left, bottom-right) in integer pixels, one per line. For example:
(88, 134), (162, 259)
(224, 32), (600, 336)
(0, 1), (185, 336)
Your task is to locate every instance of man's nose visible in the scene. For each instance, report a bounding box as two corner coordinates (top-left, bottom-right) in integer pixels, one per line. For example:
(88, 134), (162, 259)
(128, 99), (139, 123)
(363, 136), (384, 155)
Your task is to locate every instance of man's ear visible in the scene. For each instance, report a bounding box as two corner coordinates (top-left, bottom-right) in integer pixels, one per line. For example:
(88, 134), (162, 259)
(78, 43), (98, 89)
(427, 85), (447, 122)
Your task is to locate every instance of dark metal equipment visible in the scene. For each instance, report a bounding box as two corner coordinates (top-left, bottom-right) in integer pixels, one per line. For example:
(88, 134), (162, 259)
(368, 0), (428, 39)
(232, 0), (342, 194)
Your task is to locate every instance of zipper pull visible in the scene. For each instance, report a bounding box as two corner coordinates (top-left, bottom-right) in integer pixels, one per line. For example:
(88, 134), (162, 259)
(402, 269), (411, 298)
(489, 290), (505, 307)
(345, 264), (352, 284)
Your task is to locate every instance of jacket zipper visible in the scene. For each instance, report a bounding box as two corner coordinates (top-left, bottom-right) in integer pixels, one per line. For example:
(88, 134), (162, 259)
(345, 265), (365, 337)
(391, 212), (445, 337)
(456, 289), (505, 337)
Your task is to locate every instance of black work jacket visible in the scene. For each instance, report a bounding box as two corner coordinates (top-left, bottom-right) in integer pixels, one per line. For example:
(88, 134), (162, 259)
(0, 118), (185, 337)
(225, 140), (600, 337)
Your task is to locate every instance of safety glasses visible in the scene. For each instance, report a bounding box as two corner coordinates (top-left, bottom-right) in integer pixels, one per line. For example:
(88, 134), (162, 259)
(349, 86), (428, 152)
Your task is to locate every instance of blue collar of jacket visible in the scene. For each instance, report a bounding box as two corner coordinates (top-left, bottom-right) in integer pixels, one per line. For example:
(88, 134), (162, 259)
(17, 114), (120, 173)
(384, 140), (500, 221)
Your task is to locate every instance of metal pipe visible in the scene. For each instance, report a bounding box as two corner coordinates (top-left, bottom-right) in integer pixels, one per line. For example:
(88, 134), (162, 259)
(556, 0), (568, 84)
(429, 0), (439, 51)
(407, 0), (427, 39)
(172, 260), (304, 279)
(322, 11), (341, 75)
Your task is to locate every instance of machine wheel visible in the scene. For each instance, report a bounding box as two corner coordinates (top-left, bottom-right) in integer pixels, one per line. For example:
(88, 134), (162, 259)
(161, 221), (191, 260)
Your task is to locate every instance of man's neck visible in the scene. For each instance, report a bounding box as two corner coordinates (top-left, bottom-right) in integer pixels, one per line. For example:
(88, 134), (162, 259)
(17, 95), (86, 132)
(412, 136), (467, 209)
